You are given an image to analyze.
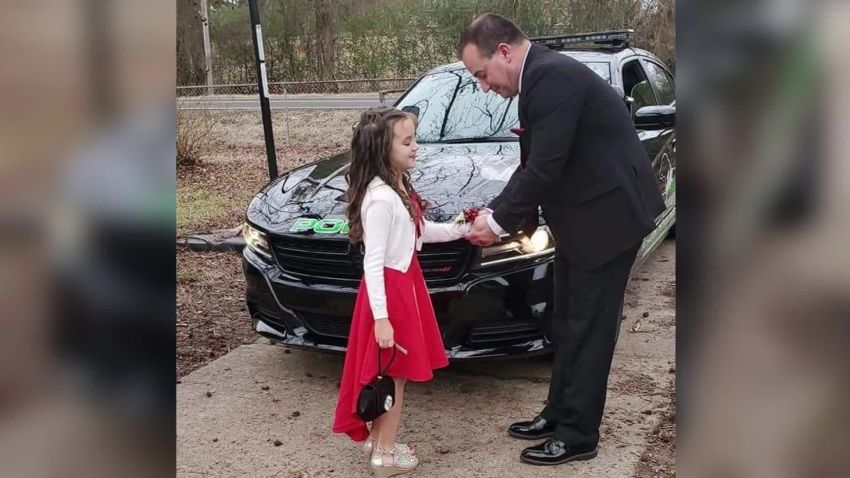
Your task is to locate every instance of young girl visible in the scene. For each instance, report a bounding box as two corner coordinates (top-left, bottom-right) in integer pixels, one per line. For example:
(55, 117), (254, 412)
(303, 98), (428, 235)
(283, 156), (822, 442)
(332, 107), (469, 477)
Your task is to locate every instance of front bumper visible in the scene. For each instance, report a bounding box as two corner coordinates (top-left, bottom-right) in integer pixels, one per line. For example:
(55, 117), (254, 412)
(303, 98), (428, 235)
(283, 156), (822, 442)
(242, 246), (555, 359)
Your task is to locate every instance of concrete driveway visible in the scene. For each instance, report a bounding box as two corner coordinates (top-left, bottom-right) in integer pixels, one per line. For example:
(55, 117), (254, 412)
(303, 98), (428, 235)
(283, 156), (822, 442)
(177, 240), (675, 478)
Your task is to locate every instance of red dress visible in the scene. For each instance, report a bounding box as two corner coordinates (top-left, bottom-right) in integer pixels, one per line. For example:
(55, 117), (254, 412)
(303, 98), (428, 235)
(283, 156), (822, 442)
(332, 195), (449, 442)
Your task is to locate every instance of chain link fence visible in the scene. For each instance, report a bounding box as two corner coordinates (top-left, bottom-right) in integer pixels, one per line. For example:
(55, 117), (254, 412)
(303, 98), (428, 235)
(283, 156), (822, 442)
(176, 78), (415, 97)
(177, 78), (417, 141)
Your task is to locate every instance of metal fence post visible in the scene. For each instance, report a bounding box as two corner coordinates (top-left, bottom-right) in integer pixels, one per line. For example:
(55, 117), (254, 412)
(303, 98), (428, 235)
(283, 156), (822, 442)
(248, 0), (278, 179)
(283, 85), (291, 144)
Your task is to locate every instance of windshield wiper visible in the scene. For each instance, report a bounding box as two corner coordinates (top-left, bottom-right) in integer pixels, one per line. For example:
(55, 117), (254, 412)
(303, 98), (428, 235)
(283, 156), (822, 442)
(430, 136), (517, 144)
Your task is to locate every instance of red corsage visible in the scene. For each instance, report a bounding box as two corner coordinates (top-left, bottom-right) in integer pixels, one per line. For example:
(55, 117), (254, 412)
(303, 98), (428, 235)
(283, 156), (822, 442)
(454, 207), (481, 224)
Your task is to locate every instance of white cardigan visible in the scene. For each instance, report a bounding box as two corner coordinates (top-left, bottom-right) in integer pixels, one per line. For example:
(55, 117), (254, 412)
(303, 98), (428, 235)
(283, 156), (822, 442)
(361, 176), (468, 320)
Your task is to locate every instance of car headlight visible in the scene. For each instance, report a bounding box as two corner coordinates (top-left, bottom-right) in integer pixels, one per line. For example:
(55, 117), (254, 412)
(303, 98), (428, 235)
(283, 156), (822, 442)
(243, 223), (272, 259)
(521, 228), (551, 253)
(477, 226), (554, 267)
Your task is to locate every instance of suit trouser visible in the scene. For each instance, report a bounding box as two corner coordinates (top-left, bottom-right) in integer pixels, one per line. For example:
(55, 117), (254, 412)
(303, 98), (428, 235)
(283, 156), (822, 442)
(540, 242), (640, 447)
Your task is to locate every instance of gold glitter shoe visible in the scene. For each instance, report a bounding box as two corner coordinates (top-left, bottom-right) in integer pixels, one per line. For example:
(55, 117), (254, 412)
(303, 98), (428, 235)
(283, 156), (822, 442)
(362, 439), (413, 457)
(370, 444), (418, 478)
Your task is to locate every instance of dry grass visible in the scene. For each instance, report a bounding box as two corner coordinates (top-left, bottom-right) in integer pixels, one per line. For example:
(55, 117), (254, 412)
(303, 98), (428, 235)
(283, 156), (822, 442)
(204, 110), (358, 154)
(176, 249), (255, 378)
(176, 109), (360, 235)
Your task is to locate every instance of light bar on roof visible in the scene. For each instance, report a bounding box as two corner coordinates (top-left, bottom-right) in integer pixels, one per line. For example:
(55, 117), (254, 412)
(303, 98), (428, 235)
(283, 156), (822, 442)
(531, 29), (634, 50)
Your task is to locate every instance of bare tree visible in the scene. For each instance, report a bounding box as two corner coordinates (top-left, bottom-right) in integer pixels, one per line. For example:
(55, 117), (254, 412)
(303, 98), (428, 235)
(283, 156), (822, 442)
(176, 0), (676, 85)
(177, 0), (207, 86)
(313, 0), (337, 88)
(176, 109), (217, 166)
(637, 0), (675, 69)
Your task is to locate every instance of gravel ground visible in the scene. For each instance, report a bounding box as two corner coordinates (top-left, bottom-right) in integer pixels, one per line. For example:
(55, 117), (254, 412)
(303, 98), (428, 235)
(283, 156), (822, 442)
(176, 249), (254, 379)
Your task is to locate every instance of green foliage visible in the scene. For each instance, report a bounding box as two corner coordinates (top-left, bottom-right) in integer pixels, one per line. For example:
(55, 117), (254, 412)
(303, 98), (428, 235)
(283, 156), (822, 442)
(178, 0), (674, 85)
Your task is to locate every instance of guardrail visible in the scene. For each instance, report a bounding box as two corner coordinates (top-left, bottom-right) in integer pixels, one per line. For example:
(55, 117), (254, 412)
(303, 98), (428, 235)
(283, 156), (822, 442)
(176, 78), (415, 97)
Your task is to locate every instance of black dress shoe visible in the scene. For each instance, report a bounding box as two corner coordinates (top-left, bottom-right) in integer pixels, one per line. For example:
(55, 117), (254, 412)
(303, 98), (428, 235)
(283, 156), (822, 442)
(507, 415), (556, 440)
(520, 438), (598, 466)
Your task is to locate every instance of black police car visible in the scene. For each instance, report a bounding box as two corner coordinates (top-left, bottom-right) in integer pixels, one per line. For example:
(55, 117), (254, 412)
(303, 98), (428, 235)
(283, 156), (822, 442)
(242, 30), (675, 359)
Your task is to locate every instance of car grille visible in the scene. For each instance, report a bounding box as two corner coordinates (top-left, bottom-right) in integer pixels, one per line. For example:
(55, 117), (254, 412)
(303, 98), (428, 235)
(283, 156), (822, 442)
(466, 321), (545, 348)
(252, 304), (287, 331)
(299, 312), (351, 339)
(269, 235), (472, 285)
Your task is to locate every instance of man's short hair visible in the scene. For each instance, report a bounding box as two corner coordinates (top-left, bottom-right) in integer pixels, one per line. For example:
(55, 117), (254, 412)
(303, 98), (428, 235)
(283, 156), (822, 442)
(457, 13), (529, 59)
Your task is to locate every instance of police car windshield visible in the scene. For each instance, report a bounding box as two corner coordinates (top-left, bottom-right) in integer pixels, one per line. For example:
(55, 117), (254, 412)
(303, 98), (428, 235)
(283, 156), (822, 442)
(397, 61), (610, 144)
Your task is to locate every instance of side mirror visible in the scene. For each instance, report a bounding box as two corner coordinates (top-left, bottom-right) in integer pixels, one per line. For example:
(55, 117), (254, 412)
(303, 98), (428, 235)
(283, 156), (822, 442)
(634, 105), (675, 130)
(624, 95), (635, 116)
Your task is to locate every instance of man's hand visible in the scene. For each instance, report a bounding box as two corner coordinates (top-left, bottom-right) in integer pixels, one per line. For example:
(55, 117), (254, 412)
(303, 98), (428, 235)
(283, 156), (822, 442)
(465, 213), (499, 246)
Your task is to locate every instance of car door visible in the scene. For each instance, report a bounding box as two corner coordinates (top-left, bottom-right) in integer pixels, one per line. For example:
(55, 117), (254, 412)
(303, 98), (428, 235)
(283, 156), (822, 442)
(640, 58), (676, 210)
(619, 56), (677, 267)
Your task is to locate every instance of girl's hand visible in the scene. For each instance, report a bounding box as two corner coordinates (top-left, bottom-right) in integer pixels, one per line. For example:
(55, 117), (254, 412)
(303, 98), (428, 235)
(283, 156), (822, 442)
(463, 210), (488, 242)
(374, 318), (394, 348)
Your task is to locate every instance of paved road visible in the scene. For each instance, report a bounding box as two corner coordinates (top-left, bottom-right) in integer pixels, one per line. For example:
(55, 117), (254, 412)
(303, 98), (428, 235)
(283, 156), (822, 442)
(177, 240), (676, 478)
(177, 94), (401, 111)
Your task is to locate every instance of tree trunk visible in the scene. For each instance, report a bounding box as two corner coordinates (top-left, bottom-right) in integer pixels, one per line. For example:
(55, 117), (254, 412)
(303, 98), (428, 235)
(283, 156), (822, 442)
(177, 0), (206, 86)
(200, 0), (213, 93)
(313, 0), (337, 91)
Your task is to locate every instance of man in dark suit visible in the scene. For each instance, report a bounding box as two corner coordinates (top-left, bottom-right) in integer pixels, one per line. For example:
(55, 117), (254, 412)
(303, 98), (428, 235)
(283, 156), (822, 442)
(460, 14), (666, 466)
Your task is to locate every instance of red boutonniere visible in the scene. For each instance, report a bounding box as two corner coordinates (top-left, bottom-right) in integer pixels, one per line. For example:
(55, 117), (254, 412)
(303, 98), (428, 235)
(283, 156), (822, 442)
(510, 127), (525, 136)
(454, 207), (480, 224)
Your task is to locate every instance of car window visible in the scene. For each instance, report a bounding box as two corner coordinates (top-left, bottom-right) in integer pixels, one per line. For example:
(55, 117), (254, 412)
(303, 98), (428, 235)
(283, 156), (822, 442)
(441, 78), (519, 141)
(397, 59), (612, 143)
(395, 71), (467, 141)
(643, 61), (675, 105)
(580, 61), (611, 83)
(621, 59), (658, 113)
(396, 69), (517, 142)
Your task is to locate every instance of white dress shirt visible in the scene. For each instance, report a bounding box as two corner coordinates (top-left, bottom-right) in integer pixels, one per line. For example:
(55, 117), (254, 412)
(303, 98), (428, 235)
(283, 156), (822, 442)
(487, 43), (531, 237)
(361, 176), (469, 320)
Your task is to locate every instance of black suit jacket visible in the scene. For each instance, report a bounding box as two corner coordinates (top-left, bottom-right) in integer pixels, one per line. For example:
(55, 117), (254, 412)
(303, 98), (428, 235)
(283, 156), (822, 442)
(489, 44), (665, 270)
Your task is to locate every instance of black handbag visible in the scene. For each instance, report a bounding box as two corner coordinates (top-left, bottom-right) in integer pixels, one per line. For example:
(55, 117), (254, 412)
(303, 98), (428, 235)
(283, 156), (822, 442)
(356, 347), (397, 422)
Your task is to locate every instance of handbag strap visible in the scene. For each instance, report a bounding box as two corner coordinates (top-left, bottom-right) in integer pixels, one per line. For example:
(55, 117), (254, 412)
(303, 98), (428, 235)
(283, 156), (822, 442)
(377, 346), (397, 377)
